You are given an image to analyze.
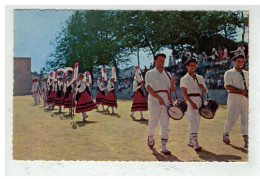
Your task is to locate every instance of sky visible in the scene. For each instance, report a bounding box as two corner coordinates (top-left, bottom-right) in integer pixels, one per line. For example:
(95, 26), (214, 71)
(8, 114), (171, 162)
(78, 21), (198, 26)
(14, 10), (248, 73)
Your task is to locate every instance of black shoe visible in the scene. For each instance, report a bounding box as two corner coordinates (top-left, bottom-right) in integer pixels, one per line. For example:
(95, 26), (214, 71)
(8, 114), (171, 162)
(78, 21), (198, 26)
(223, 133), (230, 145)
(147, 137), (154, 149)
(243, 135), (248, 148)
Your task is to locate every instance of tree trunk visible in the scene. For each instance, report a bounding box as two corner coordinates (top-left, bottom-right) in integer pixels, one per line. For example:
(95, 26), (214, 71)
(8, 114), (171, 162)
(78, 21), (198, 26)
(137, 47), (140, 67)
(224, 23), (228, 39)
(171, 44), (175, 57)
(242, 12), (245, 43)
(194, 37), (199, 54)
(113, 59), (119, 79)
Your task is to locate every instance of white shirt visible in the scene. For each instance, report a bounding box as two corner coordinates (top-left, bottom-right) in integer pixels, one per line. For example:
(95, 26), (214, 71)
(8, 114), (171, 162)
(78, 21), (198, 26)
(64, 81), (74, 93)
(97, 81), (106, 91)
(224, 68), (248, 91)
(76, 80), (86, 93)
(107, 81), (115, 92)
(55, 81), (64, 91)
(32, 82), (40, 93)
(133, 80), (142, 91)
(145, 68), (172, 104)
(41, 82), (47, 93)
(180, 73), (207, 94)
(47, 81), (55, 91)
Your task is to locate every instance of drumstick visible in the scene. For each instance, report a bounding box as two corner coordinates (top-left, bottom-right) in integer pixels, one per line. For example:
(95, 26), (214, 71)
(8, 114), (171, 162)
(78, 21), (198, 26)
(162, 66), (178, 99)
(193, 71), (204, 104)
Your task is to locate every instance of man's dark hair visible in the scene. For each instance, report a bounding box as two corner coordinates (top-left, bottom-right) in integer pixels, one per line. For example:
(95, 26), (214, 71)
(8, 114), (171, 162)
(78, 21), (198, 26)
(231, 54), (244, 61)
(154, 53), (166, 60)
(185, 57), (198, 66)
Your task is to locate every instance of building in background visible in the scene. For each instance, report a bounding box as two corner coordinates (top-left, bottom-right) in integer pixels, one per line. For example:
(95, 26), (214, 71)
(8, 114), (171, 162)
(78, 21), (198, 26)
(13, 57), (32, 95)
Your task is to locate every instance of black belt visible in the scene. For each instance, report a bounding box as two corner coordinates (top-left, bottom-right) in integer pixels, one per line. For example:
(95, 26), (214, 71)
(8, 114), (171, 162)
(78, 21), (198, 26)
(188, 93), (201, 97)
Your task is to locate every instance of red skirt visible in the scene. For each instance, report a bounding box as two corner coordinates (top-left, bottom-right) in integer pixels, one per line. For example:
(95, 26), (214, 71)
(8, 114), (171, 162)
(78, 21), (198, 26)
(76, 91), (97, 113)
(95, 90), (105, 104)
(131, 90), (148, 111)
(46, 91), (55, 104)
(102, 91), (117, 107)
(55, 92), (64, 106)
(64, 92), (75, 108)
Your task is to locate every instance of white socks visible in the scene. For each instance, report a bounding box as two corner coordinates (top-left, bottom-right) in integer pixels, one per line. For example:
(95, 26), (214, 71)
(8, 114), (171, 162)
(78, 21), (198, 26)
(140, 111), (144, 118)
(161, 139), (168, 151)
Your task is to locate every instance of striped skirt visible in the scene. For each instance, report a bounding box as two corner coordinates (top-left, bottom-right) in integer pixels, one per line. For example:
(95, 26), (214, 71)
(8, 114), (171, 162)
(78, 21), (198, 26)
(131, 90), (148, 112)
(46, 91), (55, 104)
(64, 92), (75, 108)
(102, 91), (117, 107)
(95, 90), (105, 104)
(55, 92), (64, 106)
(75, 91), (97, 113)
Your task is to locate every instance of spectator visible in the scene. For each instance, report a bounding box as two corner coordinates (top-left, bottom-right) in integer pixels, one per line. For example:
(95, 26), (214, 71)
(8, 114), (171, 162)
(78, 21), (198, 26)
(223, 46), (228, 60)
(213, 75), (218, 89)
(211, 48), (218, 63)
(218, 47), (223, 61)
(144, 66), (148, 75)
(181, 51), (187, 63)
(149, 63), (153, 69)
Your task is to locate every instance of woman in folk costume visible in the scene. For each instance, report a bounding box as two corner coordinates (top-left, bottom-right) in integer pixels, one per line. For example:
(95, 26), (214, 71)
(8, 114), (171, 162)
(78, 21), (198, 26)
(63, 71), (75, 116)
(41, 78), (47, 107)
(75, 73), (97, 122)
(54, 70), (65, 113)
(46, 71), (56, 109)
(31, 78), (41, 105)
(130, 66), (148, 120)
(84, 71), (93, 99)
(102, 66), (118, 114)
(96, 68), (107, 111)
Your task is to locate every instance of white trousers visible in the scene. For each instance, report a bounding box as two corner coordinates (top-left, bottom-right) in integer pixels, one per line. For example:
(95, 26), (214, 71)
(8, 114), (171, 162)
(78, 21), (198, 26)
(185, 96), (202, 134)
(33, 93), (41, 105)
(148, 93), (170, 139)
(224, 94), (248, 135)
(42, 92), (46, 105)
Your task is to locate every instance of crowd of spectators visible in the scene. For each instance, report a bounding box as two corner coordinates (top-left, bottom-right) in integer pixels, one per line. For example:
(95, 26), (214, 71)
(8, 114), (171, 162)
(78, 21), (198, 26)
(91, 44), (248, 93)
(143, 44), (248, 90)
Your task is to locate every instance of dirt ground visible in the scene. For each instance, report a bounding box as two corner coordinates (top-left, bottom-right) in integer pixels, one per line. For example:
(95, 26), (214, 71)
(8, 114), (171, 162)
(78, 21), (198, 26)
(12, 95), (248, 162)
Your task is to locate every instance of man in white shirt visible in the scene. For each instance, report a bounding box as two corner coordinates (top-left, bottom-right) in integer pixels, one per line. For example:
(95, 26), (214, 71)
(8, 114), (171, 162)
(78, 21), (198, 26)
(223, 55), (248, 148)
(180, 58), (208, 151)
(31, 78), (41, 105)
(41, 78), (47, 107)
(145, 53), (176, 155)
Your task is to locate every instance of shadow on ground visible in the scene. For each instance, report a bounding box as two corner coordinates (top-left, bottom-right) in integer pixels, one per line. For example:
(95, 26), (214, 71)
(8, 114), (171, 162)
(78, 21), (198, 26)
(132, 118), (148, 125)
(70, 121), (97, 129)
(196, 148), (242, 162)
(151, 148), (182, 162)
(229, 144), (248, 154)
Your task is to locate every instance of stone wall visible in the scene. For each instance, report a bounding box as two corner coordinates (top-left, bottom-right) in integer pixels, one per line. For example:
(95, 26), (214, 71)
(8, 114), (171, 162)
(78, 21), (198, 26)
(13, 57), (32, 95)
(91, 88), (228, 105)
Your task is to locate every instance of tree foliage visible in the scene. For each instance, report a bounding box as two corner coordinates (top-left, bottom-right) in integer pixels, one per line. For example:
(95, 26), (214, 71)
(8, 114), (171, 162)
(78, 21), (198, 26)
(47, 10), (248, 76)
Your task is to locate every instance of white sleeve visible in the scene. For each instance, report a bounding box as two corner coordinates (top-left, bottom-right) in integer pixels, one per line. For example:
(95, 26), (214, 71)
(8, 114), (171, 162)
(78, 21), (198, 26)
(77, 82), (86, 93)
(63, 83), (67, 92)
(107, 82), (111, 91)
(224, 71), (232, 87)
(198, 76), (208, 93)
(102, 85), (106, 91)
(167, 72), (172, 89)
(133, 80), (141, 91)
(54, 83), (58, 91)
(180, 78), (187, 88)
(145, 71), (152, 88)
